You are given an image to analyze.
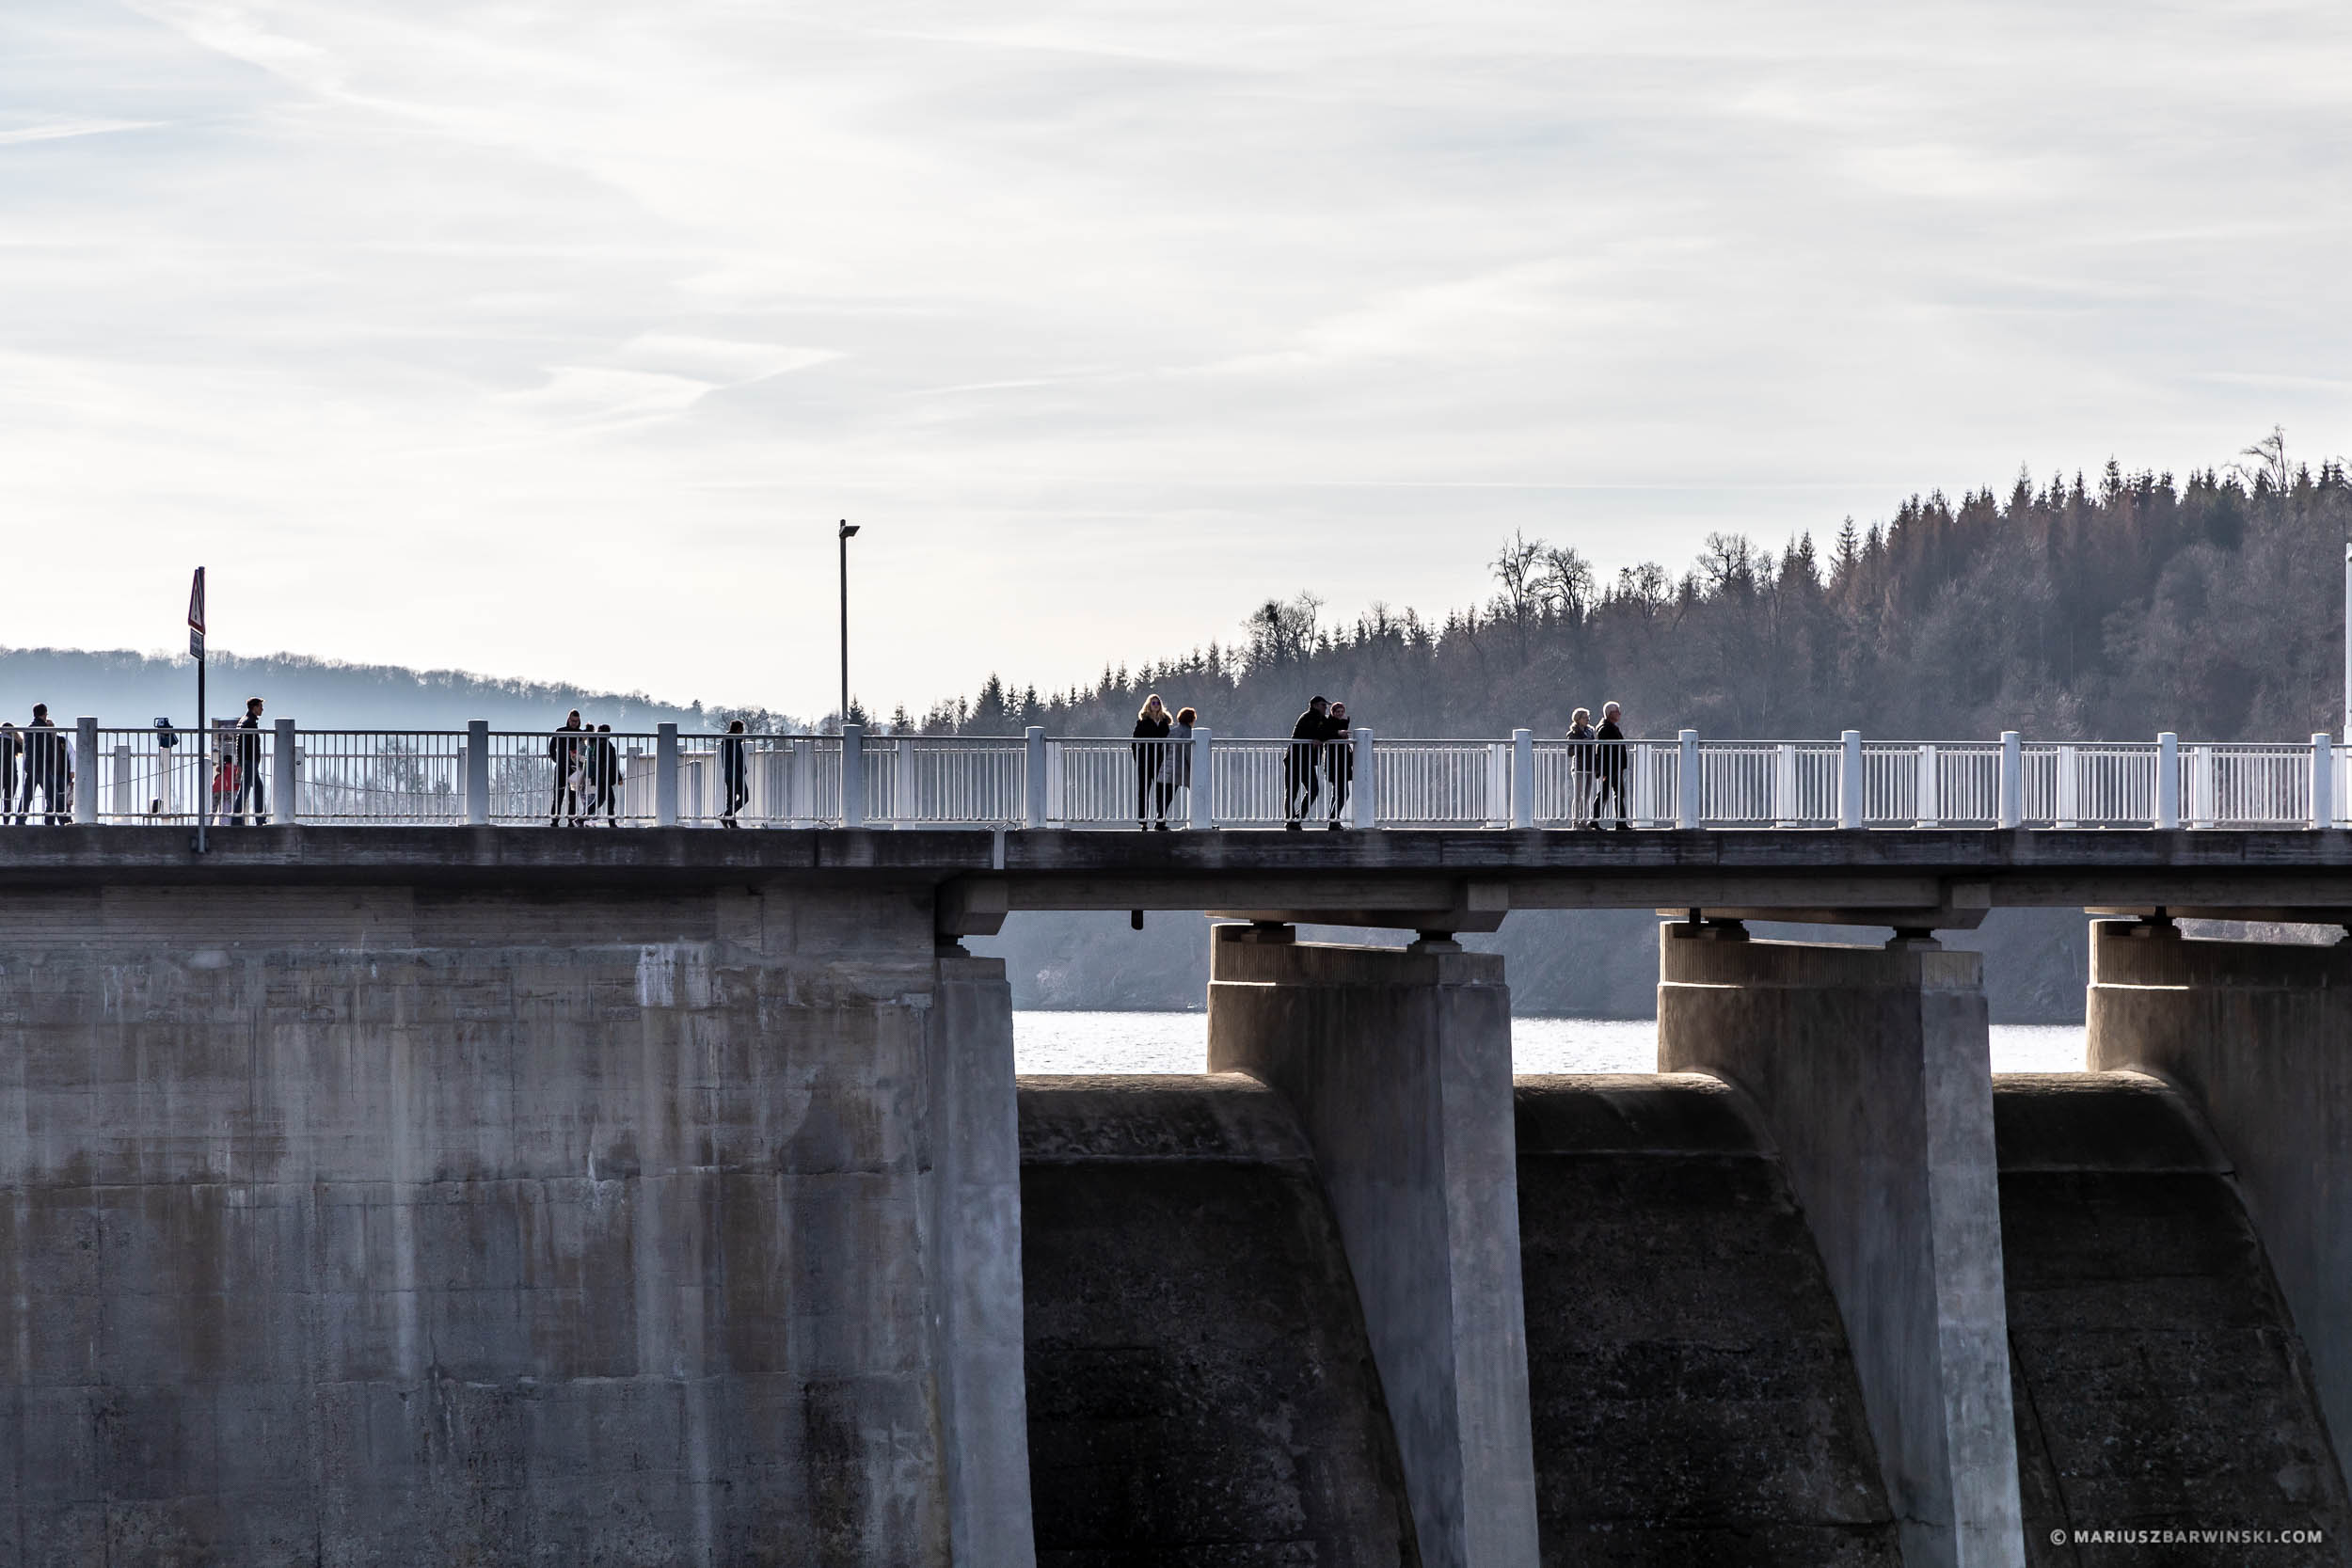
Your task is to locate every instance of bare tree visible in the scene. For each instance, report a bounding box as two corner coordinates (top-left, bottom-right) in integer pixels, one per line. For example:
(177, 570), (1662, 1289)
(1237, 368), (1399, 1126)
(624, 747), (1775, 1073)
(2233, 426), (2292, 493)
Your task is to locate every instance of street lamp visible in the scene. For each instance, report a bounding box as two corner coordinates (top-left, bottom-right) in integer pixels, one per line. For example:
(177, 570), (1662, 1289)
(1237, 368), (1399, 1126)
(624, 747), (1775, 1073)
(838, 520), (860, 728)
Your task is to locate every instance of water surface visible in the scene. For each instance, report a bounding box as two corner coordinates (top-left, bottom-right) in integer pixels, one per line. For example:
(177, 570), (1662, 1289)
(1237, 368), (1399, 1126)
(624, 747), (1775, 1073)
(1014, 1011), (2089, 1076)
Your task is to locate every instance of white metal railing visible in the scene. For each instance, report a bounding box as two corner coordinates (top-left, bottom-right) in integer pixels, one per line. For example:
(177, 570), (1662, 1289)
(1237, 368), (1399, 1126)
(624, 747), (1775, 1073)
(20, 721), (2352, 832)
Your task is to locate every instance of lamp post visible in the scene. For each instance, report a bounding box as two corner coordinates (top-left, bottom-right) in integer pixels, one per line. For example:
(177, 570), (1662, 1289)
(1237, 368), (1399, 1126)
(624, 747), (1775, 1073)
(838, 520), (860, 728)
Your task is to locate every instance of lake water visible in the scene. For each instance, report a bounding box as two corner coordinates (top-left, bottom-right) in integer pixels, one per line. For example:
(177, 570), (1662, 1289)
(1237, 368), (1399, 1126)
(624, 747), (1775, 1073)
(1014, 1011), (2090, 1076)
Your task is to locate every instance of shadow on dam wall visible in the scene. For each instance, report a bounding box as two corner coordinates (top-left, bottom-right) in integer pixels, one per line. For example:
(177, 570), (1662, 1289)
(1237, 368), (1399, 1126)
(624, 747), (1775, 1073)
(1023, 1070), (2352, 1567)
(1017, 1074), (1421, 1567)
(1995, 1074), (2352, 1565)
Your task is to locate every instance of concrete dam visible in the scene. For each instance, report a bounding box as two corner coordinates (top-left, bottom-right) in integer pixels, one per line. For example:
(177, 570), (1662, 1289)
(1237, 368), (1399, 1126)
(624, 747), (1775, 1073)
(4, 826), (2352, 1565)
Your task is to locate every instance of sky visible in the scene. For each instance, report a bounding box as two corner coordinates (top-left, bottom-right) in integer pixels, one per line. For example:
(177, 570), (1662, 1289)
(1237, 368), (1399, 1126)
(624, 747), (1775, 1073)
(3, 0), (2350, 721)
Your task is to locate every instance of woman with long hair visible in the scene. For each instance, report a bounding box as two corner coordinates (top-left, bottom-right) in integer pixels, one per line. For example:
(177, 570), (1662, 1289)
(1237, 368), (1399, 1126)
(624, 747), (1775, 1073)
(1132, 694), (1173, 830)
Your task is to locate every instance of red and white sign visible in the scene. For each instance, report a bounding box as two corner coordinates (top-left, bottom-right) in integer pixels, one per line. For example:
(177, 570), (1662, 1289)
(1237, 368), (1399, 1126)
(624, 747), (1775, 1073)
(187, 566), (206, 634)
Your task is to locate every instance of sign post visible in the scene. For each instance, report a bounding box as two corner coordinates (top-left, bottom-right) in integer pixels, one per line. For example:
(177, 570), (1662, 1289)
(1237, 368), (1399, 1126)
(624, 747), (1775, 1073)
(189, 567), (206, 853)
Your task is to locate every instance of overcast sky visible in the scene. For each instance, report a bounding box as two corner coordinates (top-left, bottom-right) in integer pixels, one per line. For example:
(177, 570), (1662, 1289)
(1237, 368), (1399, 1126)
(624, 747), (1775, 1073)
(4, 0), (2349, 720)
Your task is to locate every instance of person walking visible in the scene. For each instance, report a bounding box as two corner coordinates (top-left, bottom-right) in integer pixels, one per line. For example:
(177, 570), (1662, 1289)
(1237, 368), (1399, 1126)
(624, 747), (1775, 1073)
(720, 720), (750, 828)
(1324, 701), (1355, 829)
(1592, 700), (1629, 831)
(1160, 705), (1197, 827)
(548, 710), (585, 826)
(20, 706), (70, 825)
(1284, 695), (1331, 830)
(0, 721), (19, 825)
(231, 696), (269, 825)
(1133, 695), (1173, 830)
(1566, 707), (1597, 829)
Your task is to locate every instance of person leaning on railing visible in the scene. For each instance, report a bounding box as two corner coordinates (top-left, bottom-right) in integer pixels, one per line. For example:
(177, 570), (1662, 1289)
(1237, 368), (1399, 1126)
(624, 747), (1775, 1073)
(1133, 695), (1173, 831)
(1323, 701), (1355, 830)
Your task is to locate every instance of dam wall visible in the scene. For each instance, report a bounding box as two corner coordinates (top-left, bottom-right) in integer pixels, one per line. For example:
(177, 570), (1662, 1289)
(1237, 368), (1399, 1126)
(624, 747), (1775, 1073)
(0, 881), (1026, 1566)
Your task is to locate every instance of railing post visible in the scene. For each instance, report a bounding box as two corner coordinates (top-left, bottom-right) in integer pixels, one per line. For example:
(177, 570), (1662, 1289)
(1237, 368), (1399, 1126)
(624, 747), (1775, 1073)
(1353, 728), (1374, 831)
(112, 745), (133, 819)
(2057, 743), (2079, 827)
(841, 724), (865, 829)
(1915, 743), (1938, 828)
(273, 718), (297, 823)
(1772, 741), (1796, 827)
(2312, 734), (2332, 831)
(1511, 729), (1534, 829)
(73, 717), (98, 825)
(465, 721), (490, 825)
(1024, 726), (1047, 829)
(656, 722), (679, 827)
(1195, 726), (1217, 831)
(1840, 731), (1864, 829)
(1999, 732), (2023, 829)
(2155, 732), (2180, 830)
(1677, 729), (1700, 829)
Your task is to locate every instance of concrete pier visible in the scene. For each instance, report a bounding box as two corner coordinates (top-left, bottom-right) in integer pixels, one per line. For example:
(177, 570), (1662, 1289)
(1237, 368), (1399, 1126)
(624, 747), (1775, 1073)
(1206, 924), (1541, 1568)
(1658, 926), (2025, 1568)
(2087, 920), (2352, 1489)
(0, 881), (1022, 1565)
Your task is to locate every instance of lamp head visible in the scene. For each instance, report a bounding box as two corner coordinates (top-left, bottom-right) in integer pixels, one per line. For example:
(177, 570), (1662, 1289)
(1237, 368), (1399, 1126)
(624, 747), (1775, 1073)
(839, 521), (860, 539)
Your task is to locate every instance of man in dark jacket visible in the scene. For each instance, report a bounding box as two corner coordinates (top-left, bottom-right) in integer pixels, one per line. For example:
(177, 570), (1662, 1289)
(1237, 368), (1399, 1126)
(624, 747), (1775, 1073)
(548, 710), (584, 826)
(20, 706), (70, 825)
(231, 696), (268, 825)
(1592, 700), (1629, 830)
(0, 721), (18, 825)
(1284, 696), (1330, 830)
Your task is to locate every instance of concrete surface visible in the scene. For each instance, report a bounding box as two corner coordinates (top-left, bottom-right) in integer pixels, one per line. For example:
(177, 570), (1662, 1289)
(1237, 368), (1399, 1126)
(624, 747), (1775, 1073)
(1659, 928), (2025, 1568)
(0, 880), (1006, 1565)
(1994, 1071), (2350, 1565)
(928, 947), (1037, 1568)
(2087, 922), (2352, 1494)
(1208, 927), (1540, 1568)
(1514, 1073), (1900, 1566)
(1015, 1074), (1418, 1567)
(12, 824), (2352, 929)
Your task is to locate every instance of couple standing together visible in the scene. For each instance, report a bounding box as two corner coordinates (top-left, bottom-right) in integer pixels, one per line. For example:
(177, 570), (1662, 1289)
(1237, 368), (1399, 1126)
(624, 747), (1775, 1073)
(1285, 694), (1355, 831)
(1131, 695), (1198, 830)
(1565, 700), (1630, 830)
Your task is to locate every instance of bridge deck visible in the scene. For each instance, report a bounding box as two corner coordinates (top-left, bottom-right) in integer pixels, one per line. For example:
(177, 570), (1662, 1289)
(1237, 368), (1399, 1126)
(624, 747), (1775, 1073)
(5, 826), (2350, 927)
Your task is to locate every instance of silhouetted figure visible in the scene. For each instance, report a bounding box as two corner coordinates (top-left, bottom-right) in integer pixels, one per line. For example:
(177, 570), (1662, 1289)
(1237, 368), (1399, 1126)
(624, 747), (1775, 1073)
(231, 696), (268, 824)
(1324, 700), (1355, 829)
(548, 710), (584, 825)
(1592, 700), (1629, 830)
(1163, 706), (1197, 826)
(19, 706), (70, 825)
(721, 720), (749, 827)
(1285, 695), (1330, 830)
(1133, 695), (1173, 830)
(0, 722), (18, 825)
(591, 724), (622, 823)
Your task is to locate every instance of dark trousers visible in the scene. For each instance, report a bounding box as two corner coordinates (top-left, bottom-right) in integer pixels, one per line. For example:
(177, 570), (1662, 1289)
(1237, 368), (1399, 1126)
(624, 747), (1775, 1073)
(1593, 769), (1629, 828)
(1285, 748), (1321, 823)
(232, 770), (267, 825)
(549, 770), (579, 825)
(724, 769), (749, 820)
(20, 773), (68, 825)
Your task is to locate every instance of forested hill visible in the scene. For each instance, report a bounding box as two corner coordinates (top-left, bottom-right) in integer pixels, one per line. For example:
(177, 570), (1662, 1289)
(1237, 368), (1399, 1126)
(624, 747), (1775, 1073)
(924, 451), (2352, 742)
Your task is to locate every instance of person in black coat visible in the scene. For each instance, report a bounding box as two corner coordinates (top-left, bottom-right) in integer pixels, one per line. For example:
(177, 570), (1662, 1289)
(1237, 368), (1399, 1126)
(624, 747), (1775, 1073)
(548, 710), (584, 826)
(1592, 700), (1629, 830)
(231, 696), (269, 825)
(1132, 695), (1173, 830)
(20, 706), (70, 825)
(0, 722), (18, 825)
(590, 724), (623, 823)
(1284, 696), (1331, 830)
(720, 720), (749, 827)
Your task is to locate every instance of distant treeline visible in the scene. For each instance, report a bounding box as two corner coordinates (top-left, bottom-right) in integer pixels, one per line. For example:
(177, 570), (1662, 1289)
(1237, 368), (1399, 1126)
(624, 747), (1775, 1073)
(912, 443), (2352, 741)
(0, 647), (803, 735)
